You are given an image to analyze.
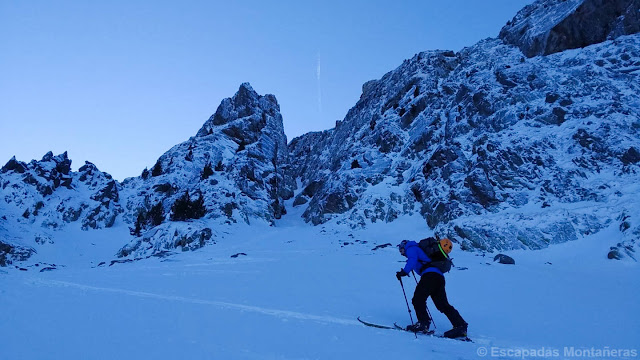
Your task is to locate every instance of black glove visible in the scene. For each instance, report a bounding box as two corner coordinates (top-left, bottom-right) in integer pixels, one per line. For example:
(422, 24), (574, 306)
(396, 269), (408, 281)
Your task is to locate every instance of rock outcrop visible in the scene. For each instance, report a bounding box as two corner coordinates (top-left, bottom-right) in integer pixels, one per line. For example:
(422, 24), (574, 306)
(0, 152), (122, 264)
(499, 0), (640, 57)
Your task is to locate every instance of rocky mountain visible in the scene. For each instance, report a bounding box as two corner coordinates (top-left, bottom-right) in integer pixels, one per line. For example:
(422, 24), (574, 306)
(1, 83), (295, 262)
(116, 83), (294, 258)
(1, 0), (639, 265)
(0, 152), (121, 265)
(289, 0), (640, 253)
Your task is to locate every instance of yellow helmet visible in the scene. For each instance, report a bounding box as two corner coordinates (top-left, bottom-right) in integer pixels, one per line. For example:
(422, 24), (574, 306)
(439, 238), (453, 254)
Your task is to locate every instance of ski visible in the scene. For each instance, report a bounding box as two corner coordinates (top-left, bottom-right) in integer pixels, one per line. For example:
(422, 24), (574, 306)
(393, 323), (473, 342)
(357, 317), (473, 342)
(356, 316), (397, 330)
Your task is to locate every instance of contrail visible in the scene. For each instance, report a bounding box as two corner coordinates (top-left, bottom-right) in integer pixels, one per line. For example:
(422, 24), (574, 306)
(316, 53), (322, 113)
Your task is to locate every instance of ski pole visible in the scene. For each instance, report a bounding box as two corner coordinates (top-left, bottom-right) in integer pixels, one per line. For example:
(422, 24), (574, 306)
(398, 277), (417, 339)
(412, 271), (437, 330)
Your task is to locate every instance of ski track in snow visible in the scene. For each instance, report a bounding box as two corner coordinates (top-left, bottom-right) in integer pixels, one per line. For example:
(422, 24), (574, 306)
(29, 278), (360, 327)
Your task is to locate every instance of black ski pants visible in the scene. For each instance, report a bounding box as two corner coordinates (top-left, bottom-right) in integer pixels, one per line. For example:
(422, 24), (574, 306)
(412, 272), (466, 327)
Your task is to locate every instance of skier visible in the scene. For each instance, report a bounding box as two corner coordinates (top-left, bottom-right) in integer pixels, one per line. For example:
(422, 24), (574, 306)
(396, 239), (468, 338)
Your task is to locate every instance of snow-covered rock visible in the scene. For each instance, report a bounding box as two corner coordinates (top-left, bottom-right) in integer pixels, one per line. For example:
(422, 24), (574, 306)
(499, 0), (640, 57)
(290, 1), (640, 251)
(0, 152), (122, 263)
(116, 83), (295, 257)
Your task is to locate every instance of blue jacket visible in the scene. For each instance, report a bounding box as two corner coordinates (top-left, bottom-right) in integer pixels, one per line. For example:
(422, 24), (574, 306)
(402, 241), (443, 276)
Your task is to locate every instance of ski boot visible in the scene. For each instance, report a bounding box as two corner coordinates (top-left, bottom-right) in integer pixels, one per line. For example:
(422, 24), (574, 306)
(406, 321), (433, 334)
(444, 323), (468, 338)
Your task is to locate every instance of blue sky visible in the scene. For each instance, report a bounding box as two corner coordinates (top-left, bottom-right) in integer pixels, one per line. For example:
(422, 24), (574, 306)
(0, 0), (533, 181)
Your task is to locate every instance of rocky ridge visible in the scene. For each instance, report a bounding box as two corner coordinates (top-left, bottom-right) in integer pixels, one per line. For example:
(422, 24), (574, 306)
(288, 0), (640, 253)
(0, 152), (121, 265)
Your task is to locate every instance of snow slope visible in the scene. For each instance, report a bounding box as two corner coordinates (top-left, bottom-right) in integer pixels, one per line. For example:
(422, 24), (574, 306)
(1, 210), (638, 359)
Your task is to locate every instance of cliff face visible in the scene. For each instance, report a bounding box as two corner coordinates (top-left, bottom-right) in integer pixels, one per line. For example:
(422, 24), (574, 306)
(499, 0), (640, 57)
(289, 31), (640, 251)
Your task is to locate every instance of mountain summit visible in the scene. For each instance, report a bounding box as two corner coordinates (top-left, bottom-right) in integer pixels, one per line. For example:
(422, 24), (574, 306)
(117, 83), (294, 257)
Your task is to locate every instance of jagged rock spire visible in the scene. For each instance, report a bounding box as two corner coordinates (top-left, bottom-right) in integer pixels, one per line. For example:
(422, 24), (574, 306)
(196, 82), (280, 138)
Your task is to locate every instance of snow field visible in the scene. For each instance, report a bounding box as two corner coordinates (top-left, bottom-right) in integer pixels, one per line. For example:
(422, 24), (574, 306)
(1, 215), (638, 359)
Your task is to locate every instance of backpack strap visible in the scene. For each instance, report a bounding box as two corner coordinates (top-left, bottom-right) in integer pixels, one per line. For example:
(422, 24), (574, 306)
(437, 243), (449, 259)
